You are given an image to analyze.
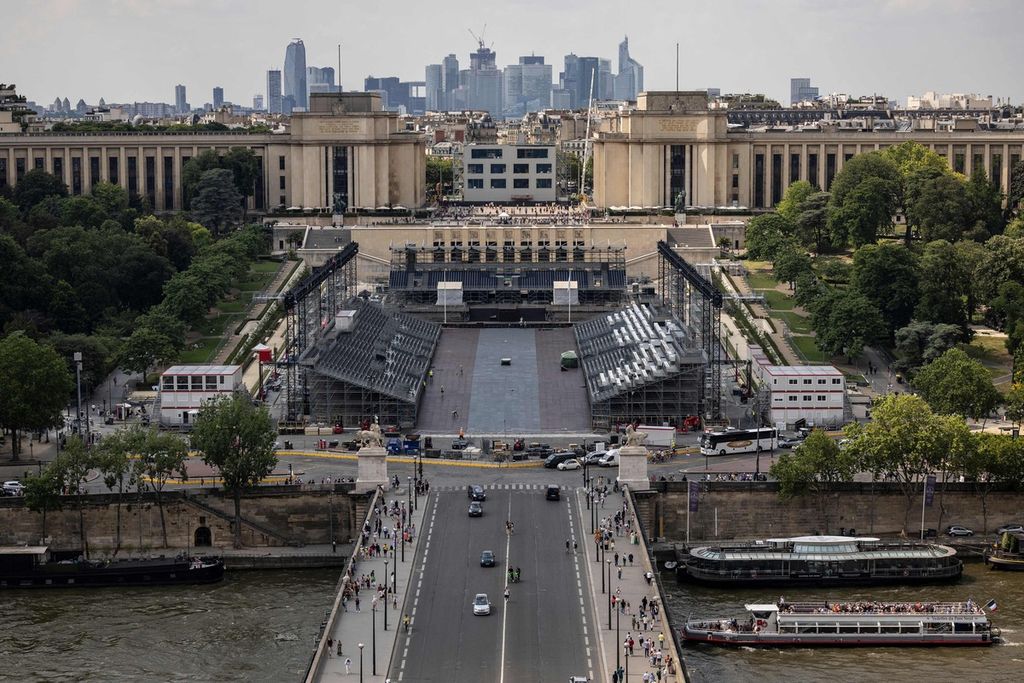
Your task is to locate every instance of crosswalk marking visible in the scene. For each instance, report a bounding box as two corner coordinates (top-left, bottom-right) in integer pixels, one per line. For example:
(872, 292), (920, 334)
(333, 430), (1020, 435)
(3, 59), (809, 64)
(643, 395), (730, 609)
(434, 483), (580, 492)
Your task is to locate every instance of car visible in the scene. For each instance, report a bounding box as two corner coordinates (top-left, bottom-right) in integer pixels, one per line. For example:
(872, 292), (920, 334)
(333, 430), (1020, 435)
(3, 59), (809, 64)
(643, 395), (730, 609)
(556, 458), (582, 471)
(480, 550), (495, 567)
(472, 593), (491, 616)
(526, 443), (553, 458)
(777, 436), (803, 449)
(545, 484), (561, 501)
(581, 451), (606, 465)
(946, 525), (974, 537)
(996, 524), (1024, 535)
(597, 450), (620, 467)
(544, 451), (578, 468)
(468, 501), (483, 517)
(2, 480), (24, 496)
(467, 484), (486, 501)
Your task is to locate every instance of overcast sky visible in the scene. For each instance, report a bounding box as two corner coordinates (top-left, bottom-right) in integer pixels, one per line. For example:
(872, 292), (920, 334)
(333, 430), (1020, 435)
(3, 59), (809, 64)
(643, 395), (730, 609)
(5, 0), (1021, 107)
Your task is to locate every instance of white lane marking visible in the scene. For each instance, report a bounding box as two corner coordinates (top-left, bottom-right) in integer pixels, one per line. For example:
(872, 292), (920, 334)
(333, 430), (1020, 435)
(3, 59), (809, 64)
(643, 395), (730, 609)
(399, 493), (435, 680)
(499, 492), (513, 683)
(574, 489), (601, 682)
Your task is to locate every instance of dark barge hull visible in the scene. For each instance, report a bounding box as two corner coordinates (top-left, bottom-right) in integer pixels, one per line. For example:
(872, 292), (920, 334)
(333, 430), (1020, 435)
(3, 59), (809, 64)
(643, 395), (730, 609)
(682, 629), (993, 647)
(0, 558), (225, 588)
(985, 555), (1024, 571)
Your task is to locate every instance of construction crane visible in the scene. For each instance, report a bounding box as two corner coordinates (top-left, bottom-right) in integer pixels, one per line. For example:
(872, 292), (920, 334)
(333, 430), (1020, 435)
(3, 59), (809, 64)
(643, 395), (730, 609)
(468, 24), (491, 50)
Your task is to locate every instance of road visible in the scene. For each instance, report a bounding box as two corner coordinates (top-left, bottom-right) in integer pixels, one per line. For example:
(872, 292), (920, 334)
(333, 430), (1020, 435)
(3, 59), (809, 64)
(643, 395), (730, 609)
(395, 485), (595, 682)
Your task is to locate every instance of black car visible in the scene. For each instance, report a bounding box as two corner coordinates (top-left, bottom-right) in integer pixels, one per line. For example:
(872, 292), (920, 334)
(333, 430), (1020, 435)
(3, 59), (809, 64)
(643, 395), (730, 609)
(526, 443), (553, 458)
(467, 484), (486, 501)
(545, 485), (561, 501)
(468, 501), (483, 517)
(544, 451), (578, 469)
(480, 550), (495, 567)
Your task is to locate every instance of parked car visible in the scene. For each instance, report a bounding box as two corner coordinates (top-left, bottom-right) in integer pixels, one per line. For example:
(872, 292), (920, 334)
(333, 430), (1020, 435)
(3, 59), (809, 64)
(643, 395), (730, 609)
(544, 451), (578, 469)
(777, 436), (803, 449)
(945, 525), (974, 537)
(467, 485), (486, 501)
(996, 523), (1024, 535)
(480, 550), (496, 567)
(556, 458), (582, 471)
(468, 501), (483, 517)
(581, 451), (606, 465)
(526, 443), (553, 458)
(597, 450), (620, 467)
(472, 593), (491, 616)
(2, 480), (24, 496)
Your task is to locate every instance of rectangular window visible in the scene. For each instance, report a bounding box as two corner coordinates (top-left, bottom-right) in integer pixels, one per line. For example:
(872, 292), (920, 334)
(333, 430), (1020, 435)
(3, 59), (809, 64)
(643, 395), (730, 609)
(817, 395), (827, 402)
(670, 144), (686, 207)
(16, 157), (27, 182)
(992, 154), (1002, 190)
(844, 153), (854, 162)
(490, 178), (506, 189)
(808, 153), (819, 189)
(254, 157), (264, 210)
(825, 153), (836, 190)
(71, 157), (82, 195)
(536, 178), (552, 188)
(467, 163), (483, 174)
(513, 163), (529, 174)
(332, 145), (349, 213)
(34, 157), (44, 170)
(163, 156), (174, 210)
(731, 174), (739, 189)
(490, 163), (506, 174)
(467, 178), (483, 189)
(89, 156), (100, 188)
(817, 379), (826, 384)
(108, 156), (119, 185)
(279, 155), (286, 170)
(832, 378), (841, 385)
(145, 156), (156, 205)
(161, 376), (174, 391)
(790, 153), (800, 183)
(788, 396), (798, 402)
(279, 176), (286, 190)
(953, 152), (965, 174)
(52, 157), (62, 183)
(771, 153), (783, 205)
(803, 379), (812, 385)
(470, 148), (502, 159)
(0, 158), (6, 188)
(788, 379), (798, 385)
(517, 148), (549, 158)
(535, 163), (552, 174)
(513, 178), (529, 189)
(127, 157), (137, 197)
(176, 376), (188, 390)
(973, 153), (984, 173)
(754, 153), (765, 208)
(803, 395), (812, 402)
(279, 195), (286, 206)
(732, 153), (739, 170)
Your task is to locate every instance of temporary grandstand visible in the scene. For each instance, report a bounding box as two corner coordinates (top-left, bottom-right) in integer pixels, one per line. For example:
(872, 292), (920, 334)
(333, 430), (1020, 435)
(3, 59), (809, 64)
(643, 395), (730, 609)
(298, 297), (440, 429)
(386, 243), (627, 322)
(575, 301), (705, 431)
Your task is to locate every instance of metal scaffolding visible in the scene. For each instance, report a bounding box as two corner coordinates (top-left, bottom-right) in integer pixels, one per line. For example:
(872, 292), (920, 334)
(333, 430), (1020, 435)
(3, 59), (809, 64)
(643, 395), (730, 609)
(282, 243), (358, 421)
(657, 241), (723, 420)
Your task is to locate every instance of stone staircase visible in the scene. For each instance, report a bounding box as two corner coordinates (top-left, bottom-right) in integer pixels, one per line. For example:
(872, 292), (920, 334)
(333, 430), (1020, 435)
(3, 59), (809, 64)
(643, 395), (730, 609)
(183, 492), (303, 547)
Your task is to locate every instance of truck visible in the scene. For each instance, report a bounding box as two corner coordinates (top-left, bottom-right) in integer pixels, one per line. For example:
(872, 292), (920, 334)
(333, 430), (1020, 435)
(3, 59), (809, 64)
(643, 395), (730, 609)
(636, 425), (676, 448)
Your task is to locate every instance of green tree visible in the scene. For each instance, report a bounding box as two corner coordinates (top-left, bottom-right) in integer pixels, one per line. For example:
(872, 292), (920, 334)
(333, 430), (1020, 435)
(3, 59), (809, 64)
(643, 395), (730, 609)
(22, 466), (64, 542)
(96, 427), (141, 555)
(425, 156), (454, 199)
(134, 427), (189, 547)
(181, 150), (223, 207)
(810, 290), (886, 360)
(745, 213), (795, 260)
(769, 429), (859, 533)
(914, 347), (1000, 421)
(965, 167), (1004, 237)
(851, 243), (919, 334)
(894, 321), (962, 375)
(1008, 158), (1024, 214)
(50, 436), (97, 557)
(223, 147), (259, 214)
(910, 173), (971, 243)
(772, 243), (812, 289)
(91, 181), (130, 216)
(1005, 383), (1024, 430)
(0, 234), (51, 331)
(915, 240), (968, 329)
(59, 195), (109, 229)
(776, 180), (815, 222)
(191, 394), (278, 547)
(827, 152), (899, 247)
(795, 191), (831, 252)
(13, 169), (68, 211)
(190, 168), (243, 235)
(792, 271), (824, 309)
(988, 281), (1024, 352)
(117, 325), (180, 378)
(881, 141), (952, 245)
(0, 332), (74, 460)
(953, 239), (988, 319)
(958, 434), (1024, 533)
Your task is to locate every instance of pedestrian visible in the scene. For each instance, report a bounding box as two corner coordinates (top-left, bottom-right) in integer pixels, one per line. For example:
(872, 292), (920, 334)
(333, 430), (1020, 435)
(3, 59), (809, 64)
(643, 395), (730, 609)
(332, 539), (337, 554)
(440, 385), (445, 395)
(344, 657), (352, 674)
(618, 566), (622, 580)
(355, 596), (361, 612)
(327, 637), (334, 657)
(628, 553), (634, 565)
(614, 552), (619, 566)
(504, 587), (510, 601)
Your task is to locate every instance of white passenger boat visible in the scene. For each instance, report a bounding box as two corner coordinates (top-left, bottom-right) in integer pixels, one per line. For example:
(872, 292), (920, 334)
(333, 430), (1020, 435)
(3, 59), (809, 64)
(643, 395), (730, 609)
(682, 600), (997, 647)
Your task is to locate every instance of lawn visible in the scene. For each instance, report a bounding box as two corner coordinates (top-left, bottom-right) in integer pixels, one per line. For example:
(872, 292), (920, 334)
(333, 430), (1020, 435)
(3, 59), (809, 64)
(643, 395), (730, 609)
(251, 260), (281, 273)
(759, 289), (796, 311)
(746, 270), (778, 290)
(178, 337), (221, 363)
(790, 335), (828, 363)
(776, 310), (813, 334)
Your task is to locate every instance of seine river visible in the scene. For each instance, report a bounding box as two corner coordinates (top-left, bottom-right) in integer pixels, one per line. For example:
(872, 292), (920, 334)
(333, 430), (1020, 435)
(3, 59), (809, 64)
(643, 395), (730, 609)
(663, 561), (1022, 683)
(0, 569), (339, 682)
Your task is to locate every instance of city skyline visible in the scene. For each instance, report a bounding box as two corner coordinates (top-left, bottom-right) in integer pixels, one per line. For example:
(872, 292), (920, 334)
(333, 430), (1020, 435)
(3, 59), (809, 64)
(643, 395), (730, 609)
(4, 0), (1023, 108)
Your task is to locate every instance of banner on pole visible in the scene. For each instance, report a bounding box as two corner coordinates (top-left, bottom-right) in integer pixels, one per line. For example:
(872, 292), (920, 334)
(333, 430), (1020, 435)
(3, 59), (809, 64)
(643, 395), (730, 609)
(688, 481), (699, 513)
(924, 474), (936, 507)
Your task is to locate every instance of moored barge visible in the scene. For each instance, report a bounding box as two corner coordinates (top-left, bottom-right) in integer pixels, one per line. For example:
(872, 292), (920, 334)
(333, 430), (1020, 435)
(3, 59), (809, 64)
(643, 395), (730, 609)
(0, 546), (225, 588)
(683, 600), (997, 647)
(680, 535), (962, 586)
(985, 532), (1024, 571)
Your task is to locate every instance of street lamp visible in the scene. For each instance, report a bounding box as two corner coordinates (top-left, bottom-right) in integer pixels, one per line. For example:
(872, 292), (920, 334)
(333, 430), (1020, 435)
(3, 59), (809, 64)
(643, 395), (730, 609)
(358, 642), (364, 682)
(383, 559), (389, 631)
(607, 559), (612, 629)
(73, 352), (84, 439)
(371, 605), (377, 675)
(600, 539), (605, 592)
(616, 599), (621, 670)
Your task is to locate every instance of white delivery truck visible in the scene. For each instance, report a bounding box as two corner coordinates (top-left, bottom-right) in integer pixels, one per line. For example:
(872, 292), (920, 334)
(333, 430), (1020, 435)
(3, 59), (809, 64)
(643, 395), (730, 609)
(636, 425), (676, 447)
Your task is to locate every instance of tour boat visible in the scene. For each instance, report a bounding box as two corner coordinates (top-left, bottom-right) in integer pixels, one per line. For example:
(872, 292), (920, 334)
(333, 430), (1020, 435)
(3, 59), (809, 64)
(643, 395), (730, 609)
(985, 532), (1024, 571)
(682, 600), (998, 647)
(679, 535), (962, 586)
(0, 546), (225, 588)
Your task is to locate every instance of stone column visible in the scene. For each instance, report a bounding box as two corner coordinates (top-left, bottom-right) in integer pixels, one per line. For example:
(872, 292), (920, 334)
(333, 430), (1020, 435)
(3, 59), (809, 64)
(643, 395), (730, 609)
(617, 445), (650, 491)
(355, 445), (388, 493)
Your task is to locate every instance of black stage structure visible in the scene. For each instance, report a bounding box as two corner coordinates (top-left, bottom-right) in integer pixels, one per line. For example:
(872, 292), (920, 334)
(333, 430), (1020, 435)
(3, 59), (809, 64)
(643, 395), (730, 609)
(657, 240), (723, 420)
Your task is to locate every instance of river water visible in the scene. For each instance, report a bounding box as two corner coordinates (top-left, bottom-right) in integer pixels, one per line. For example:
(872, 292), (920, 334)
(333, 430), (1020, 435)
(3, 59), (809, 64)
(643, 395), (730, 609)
(662, 562), (1023, 683)
(0, 569), (339, 682)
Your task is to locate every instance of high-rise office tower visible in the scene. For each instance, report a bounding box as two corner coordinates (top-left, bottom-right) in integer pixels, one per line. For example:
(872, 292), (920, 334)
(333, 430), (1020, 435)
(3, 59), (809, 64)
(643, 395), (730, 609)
(466, 44), (502, 114)
(425, 64), (443, 112)
(307, 66), (337, 96)
(267, 69), (282, 114)
(504, 56), (552, 116)
(284, 39), (308, 110)
(560, 54), (580, 109)
(790, 78), (819, 105)
(174, 84), (188, 113)
(575, 56), (600, 110)
(598, 59), (613, 100)
(614, 36), (644, 101)
(253, 94), (264, 111)
(442, 54), (459, 109)
(213, 86), (224, 109)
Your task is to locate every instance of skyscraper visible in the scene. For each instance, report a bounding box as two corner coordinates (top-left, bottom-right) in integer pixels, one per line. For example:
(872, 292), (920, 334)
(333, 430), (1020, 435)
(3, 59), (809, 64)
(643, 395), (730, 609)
(790, 78), (819, 105)
(425, 64), (443, 112)
(442, 54), (459, 109)
(284, 39), (308, 110)
(175, 84), (188, 114)
(504, 56), (552, 117)
(615, 36), (644, 101)
(307, 66), (337, 96)
(466, 44), (502, 114)
(213, 86), (224, 109)
(575, 56), (601, 110)
(560, 54), (580, 109)
(253, 94), (264, 111)
(267, 69), (282, 114)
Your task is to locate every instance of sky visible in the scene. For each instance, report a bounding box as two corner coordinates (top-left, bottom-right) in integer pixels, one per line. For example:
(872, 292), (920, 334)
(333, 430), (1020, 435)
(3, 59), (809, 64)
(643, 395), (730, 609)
(4, 0), (1022, 108)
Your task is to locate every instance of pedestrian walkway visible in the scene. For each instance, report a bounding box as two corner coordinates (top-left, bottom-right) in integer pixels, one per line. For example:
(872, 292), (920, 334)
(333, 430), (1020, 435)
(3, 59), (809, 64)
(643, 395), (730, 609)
(576, 487), (682, 683)
(309, 486), (428, 682)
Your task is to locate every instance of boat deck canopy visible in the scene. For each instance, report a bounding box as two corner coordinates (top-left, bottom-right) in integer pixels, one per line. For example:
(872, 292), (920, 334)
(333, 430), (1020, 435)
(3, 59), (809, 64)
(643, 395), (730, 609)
(745, 604), (780, 612)
(0, 546), (49, 555)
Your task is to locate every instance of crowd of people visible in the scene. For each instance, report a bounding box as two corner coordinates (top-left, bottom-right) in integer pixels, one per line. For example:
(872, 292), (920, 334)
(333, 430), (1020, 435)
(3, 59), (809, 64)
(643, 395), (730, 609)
(780, 600), (984, 615)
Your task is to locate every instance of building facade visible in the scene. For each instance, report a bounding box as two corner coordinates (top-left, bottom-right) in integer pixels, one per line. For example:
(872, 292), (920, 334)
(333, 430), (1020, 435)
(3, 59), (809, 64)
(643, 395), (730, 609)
(0, 92), (424, 212)
(592, 91), (1024, 210)
(307, 66), (337, 96)
(284, 39), (308, 111)
(174, 84), (188, 114)
(158, 365), (242, 427)
(750, 346), (845, 427)
(212, 87), (224, 109)
(790, 78), (818, 105)
(267, 70), (282, 114)
(462, 143), (556, 202)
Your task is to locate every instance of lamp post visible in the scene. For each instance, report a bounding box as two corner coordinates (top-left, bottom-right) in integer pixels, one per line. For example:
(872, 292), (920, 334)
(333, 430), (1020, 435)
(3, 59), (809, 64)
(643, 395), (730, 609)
(74, 352), (84, 439)
(607, 559), (612, 630)
(600, 539), (605, 592)
(383, 559), (389, 631)
(358, 642), (364, 682)
(371, 605), (377, 675)
(616, 600), (621, 671)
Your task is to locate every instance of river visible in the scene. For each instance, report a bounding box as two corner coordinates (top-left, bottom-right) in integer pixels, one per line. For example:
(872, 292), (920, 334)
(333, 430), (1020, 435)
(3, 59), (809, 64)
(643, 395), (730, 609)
(662, 562), (1022, 683)
(0, 569), (339, 682)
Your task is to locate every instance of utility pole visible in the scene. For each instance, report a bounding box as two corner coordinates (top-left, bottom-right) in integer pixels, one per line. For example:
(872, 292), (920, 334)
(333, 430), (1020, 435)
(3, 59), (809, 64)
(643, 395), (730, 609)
(74, 352), (84, 439)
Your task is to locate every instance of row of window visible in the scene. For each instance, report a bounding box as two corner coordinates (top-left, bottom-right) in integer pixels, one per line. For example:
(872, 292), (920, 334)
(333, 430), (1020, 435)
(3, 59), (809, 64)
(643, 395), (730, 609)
(469, 148), (550, 159)
(467, 163), (552, 175)
(776, 395), (835, 403)
(467, 178), (552, 190)
(161, 375), (227, 391)
(775, 377), (843, 386)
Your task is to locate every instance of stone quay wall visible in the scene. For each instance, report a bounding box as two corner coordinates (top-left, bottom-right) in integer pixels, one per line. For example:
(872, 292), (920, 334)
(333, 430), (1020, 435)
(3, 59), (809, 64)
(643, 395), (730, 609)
(0, 486), (366, 553)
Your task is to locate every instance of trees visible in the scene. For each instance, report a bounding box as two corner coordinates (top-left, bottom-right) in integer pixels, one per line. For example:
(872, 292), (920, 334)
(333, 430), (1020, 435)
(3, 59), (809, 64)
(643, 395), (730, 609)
(913, 347), (1000, 421)
(190, 168), (243, 235)
(958, 434), (1024, 533)
(745, 213), (795, 260)
(915, 240), (968, 329)
(795, 191), (831, 253)
(850, 243), (919, 335)
(191, 394), (277, 547)
(117, 324), (180, 378)
(826, 153), (899, 247)
(909, 174), (971, 244)
(425, 156), (454, 199)
(22, 466), (64, 542)
(132, 427), (188, 548)
(809, 290), (886, 360)
(222, 147), (259, 214)
(13, 169), (68, 212)
(96, 428), (140, 555)
(881, 141), (951, 245)
(769, 430), (859, 532)
(965, 167), (1004, 237)
(0, 332), (74, 460)
(50, 436), (97, 557)
(776, 180), (816, 222)
(893, 321), (962, 376)
(772, 244), (813, 290)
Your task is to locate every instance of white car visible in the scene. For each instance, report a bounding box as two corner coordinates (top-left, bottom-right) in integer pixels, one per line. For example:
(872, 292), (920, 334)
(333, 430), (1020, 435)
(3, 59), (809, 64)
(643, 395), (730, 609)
(472, 593), (491, 616)
(557, 458), (581, 471)
(3, 480), (24, 496)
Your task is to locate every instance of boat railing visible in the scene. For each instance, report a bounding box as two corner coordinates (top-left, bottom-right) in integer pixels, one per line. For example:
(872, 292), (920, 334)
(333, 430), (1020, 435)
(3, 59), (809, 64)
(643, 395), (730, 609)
(687, 562), (960, 580)
(699, 539), (946, 553)
(780, 601), (985, 616)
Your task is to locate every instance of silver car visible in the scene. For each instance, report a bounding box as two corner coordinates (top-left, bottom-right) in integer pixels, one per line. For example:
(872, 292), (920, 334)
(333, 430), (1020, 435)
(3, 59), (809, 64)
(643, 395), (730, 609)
(472, 593), (491, 616)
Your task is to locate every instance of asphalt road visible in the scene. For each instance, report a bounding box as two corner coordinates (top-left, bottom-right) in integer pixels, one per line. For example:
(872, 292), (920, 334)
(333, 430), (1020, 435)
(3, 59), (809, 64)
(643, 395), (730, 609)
(396, 486), (594, 682)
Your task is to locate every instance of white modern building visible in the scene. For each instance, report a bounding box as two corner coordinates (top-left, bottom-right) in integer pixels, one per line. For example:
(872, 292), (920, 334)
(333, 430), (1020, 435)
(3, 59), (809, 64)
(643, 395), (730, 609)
(749, 346), (846, 428)
(158, 365), (243, 428)
(462, 143), (556, 202)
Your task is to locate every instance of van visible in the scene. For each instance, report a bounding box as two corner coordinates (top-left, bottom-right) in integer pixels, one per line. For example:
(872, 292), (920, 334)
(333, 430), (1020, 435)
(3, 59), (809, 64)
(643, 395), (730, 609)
(597, 450), (619, 467)
(545, 485), (561, 501)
